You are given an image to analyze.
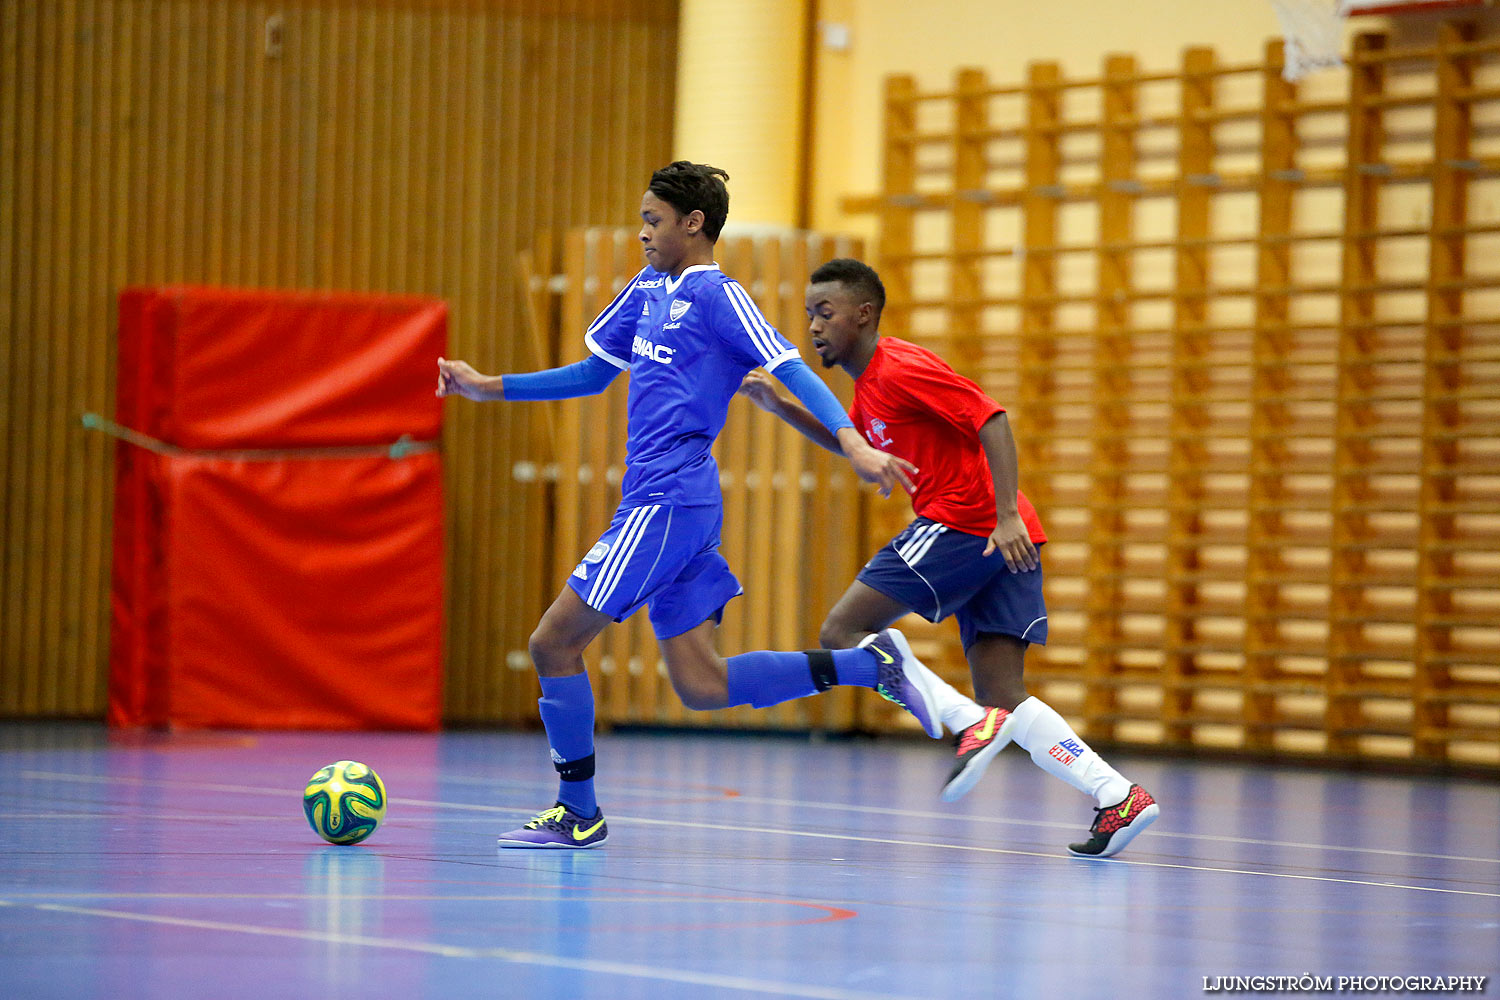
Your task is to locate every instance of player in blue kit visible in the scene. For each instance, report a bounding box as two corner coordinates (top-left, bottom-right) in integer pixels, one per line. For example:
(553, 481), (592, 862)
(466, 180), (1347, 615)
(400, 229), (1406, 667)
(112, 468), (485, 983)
(437, 162), (959, 849)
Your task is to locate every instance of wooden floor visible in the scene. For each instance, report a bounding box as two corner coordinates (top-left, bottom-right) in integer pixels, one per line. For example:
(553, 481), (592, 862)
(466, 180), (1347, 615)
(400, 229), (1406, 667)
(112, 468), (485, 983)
(0, 723), (1496, 999)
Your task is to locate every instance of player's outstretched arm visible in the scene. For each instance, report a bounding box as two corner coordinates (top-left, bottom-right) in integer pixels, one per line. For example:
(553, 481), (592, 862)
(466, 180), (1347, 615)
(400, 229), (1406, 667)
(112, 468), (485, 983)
(978, 412), (1038, 572)
(835, 428), (917, 499)
(436, 358), (501, 401)
(436, 355), (620, 403)
(738, 370), (842, 453)
(756, 357), (918, 498)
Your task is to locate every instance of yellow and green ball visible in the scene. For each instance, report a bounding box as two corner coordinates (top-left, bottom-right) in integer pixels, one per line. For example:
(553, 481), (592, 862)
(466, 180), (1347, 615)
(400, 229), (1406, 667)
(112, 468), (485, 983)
(302, 760), (387, 845)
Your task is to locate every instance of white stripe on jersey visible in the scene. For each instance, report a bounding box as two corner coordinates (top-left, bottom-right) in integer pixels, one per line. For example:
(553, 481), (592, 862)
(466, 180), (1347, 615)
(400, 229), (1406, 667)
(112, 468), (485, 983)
(762, 347), (800, 372)
(721, 281), (783, 364)
(589, 505), (660, 608)
(586, 271), (645, 338)
(582, 271), (645, 369)
(585, 331), (630, 370)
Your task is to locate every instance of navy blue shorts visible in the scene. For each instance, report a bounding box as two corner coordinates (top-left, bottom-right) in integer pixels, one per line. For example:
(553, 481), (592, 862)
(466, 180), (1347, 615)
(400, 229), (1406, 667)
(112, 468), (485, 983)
(567, 502), (743, 640)
(856, 517), (1047, 651)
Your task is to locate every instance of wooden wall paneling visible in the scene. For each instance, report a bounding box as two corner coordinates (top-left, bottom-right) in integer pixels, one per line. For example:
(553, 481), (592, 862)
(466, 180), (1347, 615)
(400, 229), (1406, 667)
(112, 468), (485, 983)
(404, 8), (432, 293)
(950, 67), (990, 384)
(623, 18), (662, 729)
(876, 76), (918, 340)
(1422, 22), (1498, 765)
(75, 1), (109, 710)
(205, 0), (229, 284)
(1246, 39), (1303, 752)
(1417, 22), (1470, 762)
(511, 14), (552, 726)
(551, 226), (589, 694)
(502, 12), (547, 727)
(0, 2), (678, 721)
(39, 1), (69, 712)
(607, 230), (644, 725)
(1016, 61), (1078, 707)
(749, 237), (789, 726)
(182, 3), (208, 282)
(8, 2), (41, 711)
(306, 4), (332, 288)
(0, 0), (20, 712)
(1331, 31), (1402, 757)
(771, 235), (810, 725)
(66, 0), (98, 708)
(715, 233), (756, 728)
(579, 229), (617, 716)
(1085, 55), (1141, 743)
(97, 1), (132, 713)
(1165, 46), (1221, 746)
(444, 9), (480, 722)
(505, 236), (557, 723)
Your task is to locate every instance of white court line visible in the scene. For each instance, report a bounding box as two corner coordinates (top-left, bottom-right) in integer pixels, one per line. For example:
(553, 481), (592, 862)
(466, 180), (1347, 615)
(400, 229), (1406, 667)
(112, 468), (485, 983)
(0, 900), (911, 1000)
(18, 770), (1500, 898)
(24, 768), (1500, 868)
(438, 773), (1500, 868)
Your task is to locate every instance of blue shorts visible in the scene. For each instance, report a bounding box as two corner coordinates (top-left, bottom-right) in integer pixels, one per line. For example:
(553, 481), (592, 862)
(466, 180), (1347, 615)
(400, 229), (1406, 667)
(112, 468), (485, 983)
(857, 517), (1048, 651)
(567, 502), (743, 640)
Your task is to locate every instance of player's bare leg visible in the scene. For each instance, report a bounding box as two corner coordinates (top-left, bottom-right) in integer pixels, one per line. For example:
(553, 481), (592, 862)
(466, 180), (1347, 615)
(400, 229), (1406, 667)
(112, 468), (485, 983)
(499, 588), (616, 849)
(819, 581), (982, 737)
(817, 580), (910, 650)
(658, 619), (731, 710)
(966, 631), (1029, 710)
(528, 587), (614, 678)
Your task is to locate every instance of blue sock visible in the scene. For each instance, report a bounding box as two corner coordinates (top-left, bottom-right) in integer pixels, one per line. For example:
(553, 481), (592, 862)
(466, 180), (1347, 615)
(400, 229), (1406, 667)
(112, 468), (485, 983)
(725, 647), (879, 708)
(536, 673), (597, 817)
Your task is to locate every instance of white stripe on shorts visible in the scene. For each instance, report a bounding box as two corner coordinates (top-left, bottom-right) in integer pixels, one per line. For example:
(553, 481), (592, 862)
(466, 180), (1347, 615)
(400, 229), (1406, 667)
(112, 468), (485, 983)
(895, 523), (936, 561)
(898, 523), (946, 565)
(588, 505), (659, 609)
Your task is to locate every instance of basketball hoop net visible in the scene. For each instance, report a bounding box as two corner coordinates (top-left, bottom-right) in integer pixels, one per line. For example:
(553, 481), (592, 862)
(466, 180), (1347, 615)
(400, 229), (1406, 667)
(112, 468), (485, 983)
(1269, 0), (1347, 81)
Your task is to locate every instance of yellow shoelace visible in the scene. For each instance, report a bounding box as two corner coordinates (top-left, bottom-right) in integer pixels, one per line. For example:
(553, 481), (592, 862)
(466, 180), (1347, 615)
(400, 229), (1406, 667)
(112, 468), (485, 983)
(525, 806), (567, 829)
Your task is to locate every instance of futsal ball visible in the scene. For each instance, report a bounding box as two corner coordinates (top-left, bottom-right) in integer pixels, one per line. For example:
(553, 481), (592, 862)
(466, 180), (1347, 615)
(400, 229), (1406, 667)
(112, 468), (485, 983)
(302, 760), (387, 845)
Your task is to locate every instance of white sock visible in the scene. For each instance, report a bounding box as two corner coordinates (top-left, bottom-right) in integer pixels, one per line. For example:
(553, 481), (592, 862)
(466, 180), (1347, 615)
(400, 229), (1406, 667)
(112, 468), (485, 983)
(926, 673), (986, 734)
(1009, 696), (1131, 807)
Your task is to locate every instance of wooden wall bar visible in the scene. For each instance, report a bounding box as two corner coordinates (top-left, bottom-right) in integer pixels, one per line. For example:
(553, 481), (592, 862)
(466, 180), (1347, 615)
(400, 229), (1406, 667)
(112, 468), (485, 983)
(857, 26), (1500, 768)
(0, 0), (676, 720)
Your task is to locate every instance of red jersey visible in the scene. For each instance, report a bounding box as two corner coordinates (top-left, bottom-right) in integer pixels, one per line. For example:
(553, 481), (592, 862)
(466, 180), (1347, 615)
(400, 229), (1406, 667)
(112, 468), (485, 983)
(849, 337), (1046, 542)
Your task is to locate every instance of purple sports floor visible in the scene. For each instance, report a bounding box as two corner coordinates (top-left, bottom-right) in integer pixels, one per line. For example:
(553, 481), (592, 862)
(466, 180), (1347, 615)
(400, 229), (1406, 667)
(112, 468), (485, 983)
(1, 723), (1496, 999)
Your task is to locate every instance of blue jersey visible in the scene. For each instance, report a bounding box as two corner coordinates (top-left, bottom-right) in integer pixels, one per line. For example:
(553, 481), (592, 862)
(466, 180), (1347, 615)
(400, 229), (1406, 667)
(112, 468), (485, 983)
(584, 264), (800, 506)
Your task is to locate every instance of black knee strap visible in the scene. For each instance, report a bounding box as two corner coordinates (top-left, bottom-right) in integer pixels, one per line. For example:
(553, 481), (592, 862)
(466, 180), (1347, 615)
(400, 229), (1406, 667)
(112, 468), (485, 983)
(554, 752), (595, 782)
(806, 649), (838, 693)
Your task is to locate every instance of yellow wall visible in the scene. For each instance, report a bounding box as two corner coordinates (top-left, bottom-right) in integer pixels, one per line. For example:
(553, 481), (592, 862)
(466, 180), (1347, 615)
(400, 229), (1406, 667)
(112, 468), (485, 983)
(675, 0), (808, 226)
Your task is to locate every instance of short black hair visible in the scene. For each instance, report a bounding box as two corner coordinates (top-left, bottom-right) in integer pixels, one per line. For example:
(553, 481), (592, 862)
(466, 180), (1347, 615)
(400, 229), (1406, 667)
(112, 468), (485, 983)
(648, 161), (731, 242)
(810, 258), (886, 318)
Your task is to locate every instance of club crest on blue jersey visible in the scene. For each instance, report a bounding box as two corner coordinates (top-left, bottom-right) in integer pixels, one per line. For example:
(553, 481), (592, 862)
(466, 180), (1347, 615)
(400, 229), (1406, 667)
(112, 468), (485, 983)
(584, 541), (609, 564)
(669, 299), (691, 322)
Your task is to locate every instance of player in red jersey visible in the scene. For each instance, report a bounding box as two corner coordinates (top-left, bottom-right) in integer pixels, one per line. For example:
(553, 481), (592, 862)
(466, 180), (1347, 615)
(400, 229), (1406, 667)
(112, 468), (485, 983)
(740, 258), (1158, 858)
